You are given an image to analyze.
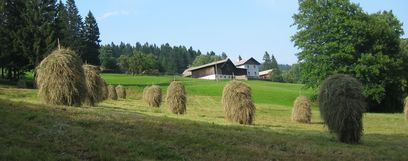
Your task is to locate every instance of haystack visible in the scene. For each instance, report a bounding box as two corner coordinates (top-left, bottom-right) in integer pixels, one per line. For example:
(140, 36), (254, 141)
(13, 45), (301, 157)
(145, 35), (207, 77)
(35, 48), (86, 106)
(143, 85), (162, 107)
(319, 74), (366, 144)
(108, 85), (118, 100)
(222, 80), (255, 124)
(101, 79), (109, 100)
(116, 85), (126, 99)
(166, 81), (186, 114)
(292, 96), (312, 123)
(404, 97), (408, 122)
(83, 64), (105, 106)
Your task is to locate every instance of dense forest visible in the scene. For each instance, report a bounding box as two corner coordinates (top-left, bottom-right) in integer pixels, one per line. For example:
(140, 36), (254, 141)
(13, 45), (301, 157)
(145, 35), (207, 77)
(99, 42), (230, 75)
(0, 0), (101, 80)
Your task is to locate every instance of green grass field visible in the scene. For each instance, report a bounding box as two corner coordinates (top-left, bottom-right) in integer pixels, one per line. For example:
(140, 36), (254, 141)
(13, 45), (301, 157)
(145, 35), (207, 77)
(0, 74), (407, 160)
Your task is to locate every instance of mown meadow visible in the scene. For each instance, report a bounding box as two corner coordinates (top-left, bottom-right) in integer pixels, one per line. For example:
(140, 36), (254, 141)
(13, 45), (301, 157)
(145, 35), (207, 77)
(0, 74), (407, 160)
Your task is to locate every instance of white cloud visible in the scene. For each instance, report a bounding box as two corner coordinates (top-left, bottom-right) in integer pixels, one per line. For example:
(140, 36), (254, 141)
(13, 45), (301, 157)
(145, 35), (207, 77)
(98, 11), (131, 20)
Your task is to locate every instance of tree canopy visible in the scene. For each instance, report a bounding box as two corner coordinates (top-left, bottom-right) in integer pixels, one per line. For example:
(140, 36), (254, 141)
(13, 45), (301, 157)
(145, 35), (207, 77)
(292, 0), (406, 112)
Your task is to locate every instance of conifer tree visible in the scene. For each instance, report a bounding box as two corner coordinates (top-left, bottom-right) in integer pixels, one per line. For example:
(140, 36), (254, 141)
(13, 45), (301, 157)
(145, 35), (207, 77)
(83, 11), (101, 65)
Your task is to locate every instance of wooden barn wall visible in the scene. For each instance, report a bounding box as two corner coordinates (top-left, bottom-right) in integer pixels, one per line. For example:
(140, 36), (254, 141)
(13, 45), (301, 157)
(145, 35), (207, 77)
(191, 66), (215, 78)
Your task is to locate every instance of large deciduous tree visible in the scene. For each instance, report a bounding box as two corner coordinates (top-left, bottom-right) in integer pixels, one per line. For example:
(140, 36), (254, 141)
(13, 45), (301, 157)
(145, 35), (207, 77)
(292, 0), (406, 112)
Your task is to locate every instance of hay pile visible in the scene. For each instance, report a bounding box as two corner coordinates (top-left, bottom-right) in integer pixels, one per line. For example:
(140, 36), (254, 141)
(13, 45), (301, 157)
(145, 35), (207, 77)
(292, 96), (312, 123)
(108, 85), (118, 100)
(319, 74), (366, 144)
(166, 81), (186, 114)
(222, 80), (255, 124)
(116, 85), (126, 99)
(101, 80), (109, 100)
(36, 48), (86, 106)
(405, 97), (408, 122)
(83, 64), (105, 106)
(143, 85), (162, 107)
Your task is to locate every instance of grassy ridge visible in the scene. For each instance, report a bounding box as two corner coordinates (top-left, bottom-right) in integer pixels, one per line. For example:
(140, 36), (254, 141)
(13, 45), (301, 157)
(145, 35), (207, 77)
(0, 74), (407, 160)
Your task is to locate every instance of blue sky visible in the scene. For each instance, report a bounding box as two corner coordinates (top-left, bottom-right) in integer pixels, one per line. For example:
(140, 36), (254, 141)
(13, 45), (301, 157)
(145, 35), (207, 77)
(74, 0), (408, 65)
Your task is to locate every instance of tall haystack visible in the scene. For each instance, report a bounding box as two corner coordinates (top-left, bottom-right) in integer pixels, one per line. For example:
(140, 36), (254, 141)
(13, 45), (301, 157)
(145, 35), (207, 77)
(319, 74), (366, 144)
(108, 85), (118, 100)
(292, 96), (312, 123)
(143, 85), (162, 107)
(222, 80), (255, 124)
(404, 97), (408, 122)
(36, 48), (86, 106)
(83, 64), (105, 106)
(101, 79), (109, 100)
(166, 81), (186, 114)
(116, 85), (126, 99)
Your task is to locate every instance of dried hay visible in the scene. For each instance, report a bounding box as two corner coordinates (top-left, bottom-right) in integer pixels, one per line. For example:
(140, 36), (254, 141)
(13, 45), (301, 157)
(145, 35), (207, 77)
(222, 80), (255, 124)
(35, 48), (86, 106)
(292, 96), (312, 123)
(166, 81), (186, 114)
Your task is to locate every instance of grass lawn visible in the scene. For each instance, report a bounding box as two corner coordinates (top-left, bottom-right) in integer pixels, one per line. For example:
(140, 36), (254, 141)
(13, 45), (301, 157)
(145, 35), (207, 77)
(0, 74), (407, 160)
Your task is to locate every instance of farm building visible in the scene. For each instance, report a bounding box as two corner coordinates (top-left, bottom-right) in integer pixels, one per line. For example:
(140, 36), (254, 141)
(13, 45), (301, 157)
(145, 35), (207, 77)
(235, 57), (261, 79)
(259, 69), (273, 79)
(183, 59), (247, 80)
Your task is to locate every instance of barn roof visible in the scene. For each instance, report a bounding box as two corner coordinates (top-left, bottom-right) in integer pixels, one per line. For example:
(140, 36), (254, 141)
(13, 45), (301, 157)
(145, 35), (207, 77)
(259, 69), (273, 76)
(187, 59), (230, 71)
(236, 57), (261, 66)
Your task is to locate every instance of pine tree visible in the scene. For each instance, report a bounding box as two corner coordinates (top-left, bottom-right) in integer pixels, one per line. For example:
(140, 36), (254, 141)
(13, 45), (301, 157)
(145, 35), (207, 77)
(83, 11), (101, 65)
(271, 54), (279, 69)
(55, 0), (69, 46)
(261, 51), (273, 70)
(66, 0), (86, 60)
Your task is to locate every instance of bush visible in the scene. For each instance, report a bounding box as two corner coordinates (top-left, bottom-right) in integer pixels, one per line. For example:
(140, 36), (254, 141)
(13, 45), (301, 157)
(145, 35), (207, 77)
(36, 48), (86, 106)
(108, 85), (118, 100)
(116, 85), (126, 99)
(143, 85), (162, 107)
(83, 64), (105, 106)
(319, 74), (366, 144)
(292, 96), (312, 123)
(222, 80), (255, 124)
(166, 81), (186, 114)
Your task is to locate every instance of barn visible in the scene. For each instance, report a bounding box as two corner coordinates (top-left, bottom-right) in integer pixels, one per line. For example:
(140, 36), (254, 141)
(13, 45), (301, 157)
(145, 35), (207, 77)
(235, 57), (261, 79)
(183, 59), (247, 80)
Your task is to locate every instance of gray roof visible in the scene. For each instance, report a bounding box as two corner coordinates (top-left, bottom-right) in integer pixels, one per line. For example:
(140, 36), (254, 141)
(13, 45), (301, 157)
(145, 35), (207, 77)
(187, 59), (229, 71)
(235, 57), (261, 66)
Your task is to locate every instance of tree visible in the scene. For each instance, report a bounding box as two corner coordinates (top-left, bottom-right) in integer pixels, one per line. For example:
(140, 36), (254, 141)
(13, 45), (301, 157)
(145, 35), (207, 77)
(292, 0), (406, 112)
(221, 52), (228, 59)
(191, 54), (222, 67)
(65, 0), (86, 59)
(83, 11), (101, 65)
(270, 68), (283, 82)
(261, 51), (273, 70)
(270, 54), (278, 69)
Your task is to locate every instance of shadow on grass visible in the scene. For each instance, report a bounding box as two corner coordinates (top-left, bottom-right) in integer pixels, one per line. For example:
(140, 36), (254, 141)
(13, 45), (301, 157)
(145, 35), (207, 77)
(0, 99), (407, 161)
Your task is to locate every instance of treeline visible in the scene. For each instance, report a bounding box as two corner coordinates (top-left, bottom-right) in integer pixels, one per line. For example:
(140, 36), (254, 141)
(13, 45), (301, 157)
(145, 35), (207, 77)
(0, 0), (100, 80)
(99, 42), (229, 74)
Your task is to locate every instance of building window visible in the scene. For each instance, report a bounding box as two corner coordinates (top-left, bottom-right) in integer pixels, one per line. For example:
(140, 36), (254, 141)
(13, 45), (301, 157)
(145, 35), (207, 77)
(253, 65), (255, 68)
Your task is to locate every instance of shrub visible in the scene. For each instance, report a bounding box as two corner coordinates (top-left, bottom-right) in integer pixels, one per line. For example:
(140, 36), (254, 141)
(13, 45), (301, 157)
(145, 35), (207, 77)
(292, 96), (312, 123)
(108, 85), (118, 100)
(116, 85), (126, 99)
(143, 85), (162, 107)
(83, 64), (105, 106)
(166, 81), (186, 114)
(222, 80), (255, 124)
(36, 48), (86, 106)
(319, 74), (366, 144)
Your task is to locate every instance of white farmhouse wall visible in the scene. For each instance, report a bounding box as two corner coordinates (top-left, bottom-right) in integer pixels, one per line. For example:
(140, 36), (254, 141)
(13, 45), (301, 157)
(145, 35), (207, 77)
(199, 74), (234, 80)
(237, 64), (260, 78)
